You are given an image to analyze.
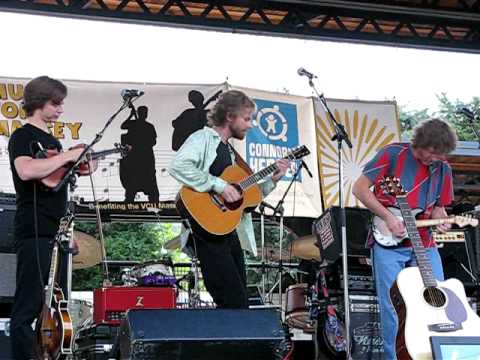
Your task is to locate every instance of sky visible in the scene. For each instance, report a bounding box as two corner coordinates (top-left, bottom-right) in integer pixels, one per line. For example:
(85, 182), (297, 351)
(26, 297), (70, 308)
(0, 10), (479, 111)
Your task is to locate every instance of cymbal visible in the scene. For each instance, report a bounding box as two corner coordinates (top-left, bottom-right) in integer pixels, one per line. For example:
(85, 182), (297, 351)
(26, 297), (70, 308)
(290, 235), (321, 261)
(72, 231), (102, 270)
(164, 233), (183, 250)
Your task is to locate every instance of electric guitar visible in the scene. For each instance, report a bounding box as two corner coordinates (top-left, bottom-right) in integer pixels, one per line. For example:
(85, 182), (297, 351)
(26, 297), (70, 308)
(373, 209), (478, 246)
(35, 214), (75, 360)
(176, 145), (310, 235)
(381, 177), (480, 360)
(38, 143), (130, 189)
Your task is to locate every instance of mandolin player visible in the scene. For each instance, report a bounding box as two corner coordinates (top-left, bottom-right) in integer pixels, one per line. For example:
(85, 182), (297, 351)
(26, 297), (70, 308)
(8, 76), (97, 360)
(169, 90), (289, 309)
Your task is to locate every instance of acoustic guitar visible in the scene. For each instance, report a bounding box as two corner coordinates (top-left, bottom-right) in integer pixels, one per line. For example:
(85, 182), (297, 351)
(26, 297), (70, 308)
(35, 214), (75, 360)
(373, 209), (478, 247)
(380, 177), (480, 360)
(37, 143), (130, 190)
(176, 145), (310, 235)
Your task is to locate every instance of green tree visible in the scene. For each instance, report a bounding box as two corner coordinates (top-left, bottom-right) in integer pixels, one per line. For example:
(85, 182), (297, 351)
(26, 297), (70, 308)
(399, 94), (480, 142)
(72, 222), (181, 290)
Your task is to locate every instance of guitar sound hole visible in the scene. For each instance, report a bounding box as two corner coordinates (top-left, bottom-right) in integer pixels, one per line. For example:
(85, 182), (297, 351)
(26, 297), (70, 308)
(423, 287), (446, 308)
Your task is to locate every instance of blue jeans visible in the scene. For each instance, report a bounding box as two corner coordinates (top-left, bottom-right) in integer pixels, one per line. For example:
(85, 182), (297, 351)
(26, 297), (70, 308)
(372, 243), (444, 360)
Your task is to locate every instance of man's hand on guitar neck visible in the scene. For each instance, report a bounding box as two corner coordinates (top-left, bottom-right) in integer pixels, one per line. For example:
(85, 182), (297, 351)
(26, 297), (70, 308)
(431, 206), (451, 233)
(272, 159), (290, 183)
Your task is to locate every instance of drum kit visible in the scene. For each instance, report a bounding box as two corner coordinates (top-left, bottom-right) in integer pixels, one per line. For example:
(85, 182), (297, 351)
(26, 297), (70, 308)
(71, 228), (336, 338)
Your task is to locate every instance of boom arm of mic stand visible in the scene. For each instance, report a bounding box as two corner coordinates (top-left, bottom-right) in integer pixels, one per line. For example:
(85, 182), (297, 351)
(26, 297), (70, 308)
(308, 79), (353, 149)
(52, 96), (141, 192)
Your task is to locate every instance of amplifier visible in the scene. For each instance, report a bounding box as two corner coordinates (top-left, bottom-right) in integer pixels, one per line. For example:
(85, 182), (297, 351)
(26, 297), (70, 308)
(333, 294), (383, 360)
(313, 207), (371, 263)
(0, 193), (16, 253)
(74, 323), (119, 360)
(0, 318), (12, 360)
(93, 287), (176, 325)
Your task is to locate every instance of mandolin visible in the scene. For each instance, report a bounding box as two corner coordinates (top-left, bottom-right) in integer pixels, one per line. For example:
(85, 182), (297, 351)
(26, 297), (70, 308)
(176, 145), (310, 235)
(35, 214), (75, 360)
(37, 143), (130, 189)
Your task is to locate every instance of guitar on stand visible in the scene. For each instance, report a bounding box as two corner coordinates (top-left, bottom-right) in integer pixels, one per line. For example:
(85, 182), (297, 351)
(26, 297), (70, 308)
(380, 176), (480, 360)
(35, 214), (75, 360)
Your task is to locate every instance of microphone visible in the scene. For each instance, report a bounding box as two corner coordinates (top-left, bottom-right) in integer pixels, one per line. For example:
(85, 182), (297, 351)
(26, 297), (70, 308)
(121, 89), (145, 99)
(301, 160), (313, 178)
(455, 106), (475, 120)
(297, 67), (317, 79)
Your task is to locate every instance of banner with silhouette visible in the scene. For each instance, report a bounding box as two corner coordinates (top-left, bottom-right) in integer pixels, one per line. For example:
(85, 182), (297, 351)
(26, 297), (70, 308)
(314, 98), (400, 209)
(0, 77), (322, 219)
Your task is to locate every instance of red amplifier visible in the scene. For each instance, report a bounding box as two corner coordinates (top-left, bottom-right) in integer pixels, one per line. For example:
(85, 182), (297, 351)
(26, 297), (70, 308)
(93, 286), (176, 325)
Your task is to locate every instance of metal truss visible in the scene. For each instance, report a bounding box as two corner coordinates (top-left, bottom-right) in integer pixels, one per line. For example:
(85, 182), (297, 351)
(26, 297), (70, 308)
(1, 0), (480, 53)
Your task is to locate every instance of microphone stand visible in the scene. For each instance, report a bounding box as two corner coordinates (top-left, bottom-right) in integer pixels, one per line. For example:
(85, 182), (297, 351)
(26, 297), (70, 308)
(271, 161), (303, 312)
(258, 202), (268, 303)
(306, 77), (353, 358)
(53, 94), (144, 286)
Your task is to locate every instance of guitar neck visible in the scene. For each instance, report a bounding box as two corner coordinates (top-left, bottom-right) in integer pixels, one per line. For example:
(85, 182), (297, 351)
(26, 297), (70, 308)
(90, 148), (120, 160)
(238, 152), (298, 190)
(397, 196), (437, 287)
(45, 243), (60, 306)
(416, 217), (454, 227)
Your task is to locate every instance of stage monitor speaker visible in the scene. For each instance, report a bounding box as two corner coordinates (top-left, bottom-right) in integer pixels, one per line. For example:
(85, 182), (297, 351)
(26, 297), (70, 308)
(118, 308), (284, 360)
(0, 253), (16, 302)
(313, 206), (372, 262)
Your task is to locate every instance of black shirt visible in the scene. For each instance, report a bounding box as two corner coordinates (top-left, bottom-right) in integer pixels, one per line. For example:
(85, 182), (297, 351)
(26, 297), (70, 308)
(8, 124), (68, 239)
(209, 141), (233, 177)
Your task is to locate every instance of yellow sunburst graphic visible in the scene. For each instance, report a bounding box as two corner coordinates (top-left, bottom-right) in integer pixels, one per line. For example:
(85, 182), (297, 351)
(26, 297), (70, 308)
(316, 108), (400, 209)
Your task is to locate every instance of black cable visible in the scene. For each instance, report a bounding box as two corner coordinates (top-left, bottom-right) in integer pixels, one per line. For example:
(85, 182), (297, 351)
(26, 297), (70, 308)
(33, 181), (46, 304)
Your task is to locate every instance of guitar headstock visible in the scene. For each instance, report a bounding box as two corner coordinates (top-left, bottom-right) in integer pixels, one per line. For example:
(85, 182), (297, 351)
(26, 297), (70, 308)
(379, 176), (407, 197)
(289, 145), (310, 160)
(453, 215), (479, 228)
(114, 143), (131, 158)
(56, 213), (75, 239)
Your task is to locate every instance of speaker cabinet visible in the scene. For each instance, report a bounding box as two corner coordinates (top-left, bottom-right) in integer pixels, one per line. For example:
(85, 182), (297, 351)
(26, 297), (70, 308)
(0, 253), (16, 302)
(118, 308), (284, 360)
(313, 206), (372, 262)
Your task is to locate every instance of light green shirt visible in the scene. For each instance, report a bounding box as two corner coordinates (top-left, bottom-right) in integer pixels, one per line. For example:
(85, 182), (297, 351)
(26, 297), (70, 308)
(168, 126), (276, 255)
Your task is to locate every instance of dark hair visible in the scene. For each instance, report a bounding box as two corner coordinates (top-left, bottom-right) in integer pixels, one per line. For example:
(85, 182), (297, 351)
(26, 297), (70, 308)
(207, 90), (255, 127)
(411, 118), (457, 154)
(22, 76), (67, 117)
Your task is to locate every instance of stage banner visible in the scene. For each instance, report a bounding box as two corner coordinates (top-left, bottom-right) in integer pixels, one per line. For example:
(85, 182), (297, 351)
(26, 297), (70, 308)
(314, 98), (400, 209)
(0, 78), (322, 219)
(231, 86), (322, 218)
(0, 77), (225, 217)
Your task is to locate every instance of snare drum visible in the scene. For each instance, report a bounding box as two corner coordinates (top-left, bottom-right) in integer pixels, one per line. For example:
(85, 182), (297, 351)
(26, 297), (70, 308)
(285, 283), (314, 332)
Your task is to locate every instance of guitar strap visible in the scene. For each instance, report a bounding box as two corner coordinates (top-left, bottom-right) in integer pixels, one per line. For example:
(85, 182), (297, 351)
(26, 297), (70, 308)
(227, 142), (254, 176)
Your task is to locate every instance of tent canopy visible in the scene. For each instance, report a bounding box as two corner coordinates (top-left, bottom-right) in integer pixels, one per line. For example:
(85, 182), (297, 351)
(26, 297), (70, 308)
(1, 0), (479, 53)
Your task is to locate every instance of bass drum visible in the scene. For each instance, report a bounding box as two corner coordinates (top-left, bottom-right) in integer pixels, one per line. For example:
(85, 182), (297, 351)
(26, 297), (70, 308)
(284, 283), (315, 333)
